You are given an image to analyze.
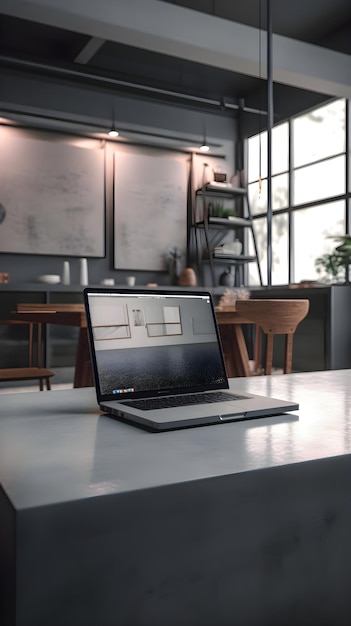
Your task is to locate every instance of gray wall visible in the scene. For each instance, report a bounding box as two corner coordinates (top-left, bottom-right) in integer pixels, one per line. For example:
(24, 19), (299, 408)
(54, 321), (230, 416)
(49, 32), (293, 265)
(0, 69), (238, 287)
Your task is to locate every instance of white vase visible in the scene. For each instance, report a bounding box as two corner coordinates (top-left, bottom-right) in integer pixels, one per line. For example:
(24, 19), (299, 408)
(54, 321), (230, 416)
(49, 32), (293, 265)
(232, 238), (242, 256)
(62, 261), (70, 285)
(79, 258), (89, 286)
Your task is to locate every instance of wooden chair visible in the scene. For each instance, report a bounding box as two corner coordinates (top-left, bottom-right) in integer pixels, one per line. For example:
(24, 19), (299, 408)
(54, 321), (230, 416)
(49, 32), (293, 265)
(0, 319), (54, 390)
(235, 299), (310, 375)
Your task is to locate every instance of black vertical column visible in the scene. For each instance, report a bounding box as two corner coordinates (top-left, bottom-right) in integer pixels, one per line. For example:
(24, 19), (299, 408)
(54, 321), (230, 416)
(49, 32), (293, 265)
(345, 100), (350, 283)
(266, 0), (273, 286)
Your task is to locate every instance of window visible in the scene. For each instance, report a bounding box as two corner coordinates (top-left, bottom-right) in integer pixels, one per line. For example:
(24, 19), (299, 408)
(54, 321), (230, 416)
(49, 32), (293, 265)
(247, 98), (347, 285)
(248, 214), (289, 286)
(293, 156), (345, 205)
(293, 99), (345, 168)
(293, 202), (344, 283)
(248, 173), (289, 215)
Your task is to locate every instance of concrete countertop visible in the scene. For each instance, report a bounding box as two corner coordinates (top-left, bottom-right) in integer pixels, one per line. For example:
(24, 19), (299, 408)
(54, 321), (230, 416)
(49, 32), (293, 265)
(1, 370), (350, 510)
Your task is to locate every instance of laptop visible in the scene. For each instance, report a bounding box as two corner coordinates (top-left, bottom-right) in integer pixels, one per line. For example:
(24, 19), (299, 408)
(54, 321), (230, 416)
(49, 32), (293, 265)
(83, 287), (298, 431)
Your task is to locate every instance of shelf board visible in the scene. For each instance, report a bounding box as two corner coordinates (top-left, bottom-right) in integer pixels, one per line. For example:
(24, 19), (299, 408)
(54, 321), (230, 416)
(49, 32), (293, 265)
(195, 216), (251, 228)
(213, 256), (257, 263)
(203, 254), (257, 263)
(196, 183), (247, 197)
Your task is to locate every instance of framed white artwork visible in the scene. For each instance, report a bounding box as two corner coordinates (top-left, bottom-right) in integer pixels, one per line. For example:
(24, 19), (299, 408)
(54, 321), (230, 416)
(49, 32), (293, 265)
(113, 145), (189, 271)
(0, 128), (105, 257)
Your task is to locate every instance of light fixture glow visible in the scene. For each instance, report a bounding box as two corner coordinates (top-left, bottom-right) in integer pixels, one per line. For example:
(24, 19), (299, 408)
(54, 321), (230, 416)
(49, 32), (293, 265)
(200, 123), (209, 152)
(109, 99), (119, 138)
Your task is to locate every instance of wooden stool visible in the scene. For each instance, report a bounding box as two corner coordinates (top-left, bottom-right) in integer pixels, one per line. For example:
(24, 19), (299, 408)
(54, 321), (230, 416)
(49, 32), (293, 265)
(0, 319), (54, 390)
(235, 299), (310, 375)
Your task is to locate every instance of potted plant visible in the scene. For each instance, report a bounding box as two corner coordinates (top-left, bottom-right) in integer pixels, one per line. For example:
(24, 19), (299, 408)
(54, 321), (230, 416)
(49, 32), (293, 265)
(315, 235), (351, 283)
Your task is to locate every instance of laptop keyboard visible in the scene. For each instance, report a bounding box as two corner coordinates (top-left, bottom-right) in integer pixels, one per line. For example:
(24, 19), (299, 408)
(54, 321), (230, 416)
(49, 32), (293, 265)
(121, 391), (249, 411)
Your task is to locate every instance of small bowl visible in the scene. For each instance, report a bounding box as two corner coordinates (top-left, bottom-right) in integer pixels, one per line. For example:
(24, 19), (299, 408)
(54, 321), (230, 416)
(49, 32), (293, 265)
(37, 274), (61, 284)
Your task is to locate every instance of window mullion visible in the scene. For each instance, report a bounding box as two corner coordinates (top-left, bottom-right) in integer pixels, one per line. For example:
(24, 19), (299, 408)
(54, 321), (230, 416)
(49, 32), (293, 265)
(289, 118), (294, 284)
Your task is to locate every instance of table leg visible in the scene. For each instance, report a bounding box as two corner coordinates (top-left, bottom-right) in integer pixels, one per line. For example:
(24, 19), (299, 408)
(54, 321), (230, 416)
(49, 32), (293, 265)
(218, 324), (250, 377)
(74, 328), (94, 388)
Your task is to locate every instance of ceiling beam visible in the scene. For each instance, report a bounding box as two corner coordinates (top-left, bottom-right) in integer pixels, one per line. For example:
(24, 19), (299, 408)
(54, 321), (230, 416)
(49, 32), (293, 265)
(74, 36), (105, 64)
(1, 0), (351, 98)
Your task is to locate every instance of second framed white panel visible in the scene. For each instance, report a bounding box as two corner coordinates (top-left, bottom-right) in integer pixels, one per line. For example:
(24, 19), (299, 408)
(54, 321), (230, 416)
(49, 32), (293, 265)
(114, 145), (189, 271)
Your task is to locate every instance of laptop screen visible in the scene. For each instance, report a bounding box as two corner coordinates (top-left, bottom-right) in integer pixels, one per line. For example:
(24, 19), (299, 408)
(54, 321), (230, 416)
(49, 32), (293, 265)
(84, 289), (228, 400)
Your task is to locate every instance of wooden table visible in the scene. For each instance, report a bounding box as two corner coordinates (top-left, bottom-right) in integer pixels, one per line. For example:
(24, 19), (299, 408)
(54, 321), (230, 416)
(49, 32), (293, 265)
(14, 303), (252, 386)
(15, 303), (93, 388)
(214, 305), (251, 377)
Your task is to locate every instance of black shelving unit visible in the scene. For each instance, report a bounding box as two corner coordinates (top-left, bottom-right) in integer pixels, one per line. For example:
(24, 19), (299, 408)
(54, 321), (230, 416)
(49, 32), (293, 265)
(192, 183), (262, 286)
